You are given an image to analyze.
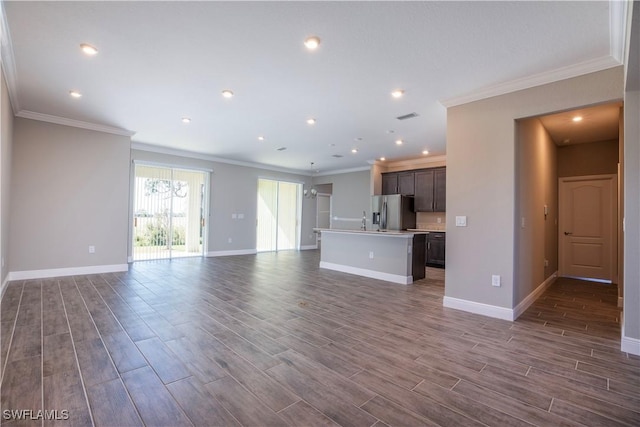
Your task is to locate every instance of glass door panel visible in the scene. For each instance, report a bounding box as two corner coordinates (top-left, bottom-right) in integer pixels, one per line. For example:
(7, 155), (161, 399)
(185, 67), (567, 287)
(256, 179), (301, 252)
(133, 165), (207, 261)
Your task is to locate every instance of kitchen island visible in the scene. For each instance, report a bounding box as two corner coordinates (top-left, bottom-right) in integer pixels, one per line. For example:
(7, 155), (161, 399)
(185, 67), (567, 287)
(317, 229), (427, 284)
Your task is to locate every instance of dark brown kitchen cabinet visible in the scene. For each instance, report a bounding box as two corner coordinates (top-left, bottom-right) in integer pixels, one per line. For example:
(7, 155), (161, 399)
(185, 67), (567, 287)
(414, 169), (434, 211)
(414, 167), (446, 212)
(382, 173), (398, 195)
(382, 171), (415, 195)
(434, 168), (446, 212)
(426, 232), (445, 268)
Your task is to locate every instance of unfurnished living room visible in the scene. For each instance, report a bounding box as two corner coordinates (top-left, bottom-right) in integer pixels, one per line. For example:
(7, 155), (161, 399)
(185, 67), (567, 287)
(1, 1), (639, 426)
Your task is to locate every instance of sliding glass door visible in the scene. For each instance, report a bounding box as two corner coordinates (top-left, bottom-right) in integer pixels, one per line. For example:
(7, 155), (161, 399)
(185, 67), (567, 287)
(132, 165), (208, 261)
(257, 179), (301, 252)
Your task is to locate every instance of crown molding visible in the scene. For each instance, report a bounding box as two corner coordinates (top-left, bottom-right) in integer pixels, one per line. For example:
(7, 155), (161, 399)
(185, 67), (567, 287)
(0, 1), (19, 114)
(610, 0), (629, 63)
(380, 155), (447, 169)
(131, 141), (312, 176)
(440, 55), (621, 108)
(16, 110), (135, 137)
(313, 165), (371, 177)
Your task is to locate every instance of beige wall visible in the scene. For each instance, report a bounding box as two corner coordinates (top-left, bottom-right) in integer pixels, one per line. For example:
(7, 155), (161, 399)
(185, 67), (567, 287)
(515, 118), (558, 306)
(622, 0), (639, 347)
(1, 69), (13, 289)
(623, 89), (639, 343)
(558, 139), (619, 177)
(446, 66), (624, 311)
(314, 169), (371, 230)
(9, 118), (131, 272)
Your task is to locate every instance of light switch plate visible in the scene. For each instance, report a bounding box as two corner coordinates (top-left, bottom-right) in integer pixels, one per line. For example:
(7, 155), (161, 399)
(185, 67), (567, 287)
(455, 216), (467, 227)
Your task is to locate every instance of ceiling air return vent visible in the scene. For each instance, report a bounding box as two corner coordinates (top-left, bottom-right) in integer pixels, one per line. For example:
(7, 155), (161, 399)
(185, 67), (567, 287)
(396, 112), (419, 120)
(276, 147), (287, 151)
(332, 154), (344, 158)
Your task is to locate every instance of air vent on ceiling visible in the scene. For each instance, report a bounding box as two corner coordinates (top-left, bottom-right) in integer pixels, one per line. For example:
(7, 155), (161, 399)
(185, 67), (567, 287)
(276, 147), (287, 151)
(332, 154), (343, 158)
(396, 112), (419, 120)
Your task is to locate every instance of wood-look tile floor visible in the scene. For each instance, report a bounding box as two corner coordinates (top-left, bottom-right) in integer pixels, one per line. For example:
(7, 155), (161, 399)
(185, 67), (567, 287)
(1, 250), (638, 426)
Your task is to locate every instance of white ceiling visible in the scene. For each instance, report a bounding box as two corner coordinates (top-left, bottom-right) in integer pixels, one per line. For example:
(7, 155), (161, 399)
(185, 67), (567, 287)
(1, 1), (626, 174)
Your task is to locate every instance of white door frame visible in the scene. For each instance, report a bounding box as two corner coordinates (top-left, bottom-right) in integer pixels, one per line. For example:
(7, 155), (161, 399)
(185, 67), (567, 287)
(558, 174), (617, 283)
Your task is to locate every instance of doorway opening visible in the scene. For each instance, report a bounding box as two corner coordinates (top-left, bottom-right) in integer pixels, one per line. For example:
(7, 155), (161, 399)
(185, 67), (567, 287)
(515, 101), (623, 327)
(256, 179), (302, 252)
(132, 164), (208, 261)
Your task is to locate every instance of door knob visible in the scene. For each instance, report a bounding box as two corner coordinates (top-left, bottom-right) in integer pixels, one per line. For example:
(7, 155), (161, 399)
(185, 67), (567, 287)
(564, 231), (573, 235)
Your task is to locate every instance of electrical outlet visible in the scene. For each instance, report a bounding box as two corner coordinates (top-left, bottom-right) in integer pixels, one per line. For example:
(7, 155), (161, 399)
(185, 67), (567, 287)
(88, 245), (96, 254)
(437, 217), (442, 224)
(491, 275), (501, 287)
(231, 213), (237, 219)
(238, 213), (244, 219)
(228, 238), (232, 243)
(455, 216), (467, 227)
(369, 251), (374, 259)
(544, 259), (549, 267)
(521, 217), (526, 228)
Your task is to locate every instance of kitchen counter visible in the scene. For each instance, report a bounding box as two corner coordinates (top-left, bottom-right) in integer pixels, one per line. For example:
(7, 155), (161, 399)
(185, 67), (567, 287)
(407, 228), (446, 233)
(316, 228), (428, 237)
(317, 228), (426, 284)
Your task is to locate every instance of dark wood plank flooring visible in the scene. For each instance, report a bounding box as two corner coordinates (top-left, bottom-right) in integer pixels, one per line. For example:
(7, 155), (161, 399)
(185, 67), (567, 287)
(1, 250), (638, 426)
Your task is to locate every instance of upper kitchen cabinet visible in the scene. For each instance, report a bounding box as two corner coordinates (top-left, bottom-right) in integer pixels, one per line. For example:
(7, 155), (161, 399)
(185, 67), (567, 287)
(382, 171), (415, 195)
(382, 172), (398, 195)
(414, 167), (446, 212)
(434, 168), (446, 212)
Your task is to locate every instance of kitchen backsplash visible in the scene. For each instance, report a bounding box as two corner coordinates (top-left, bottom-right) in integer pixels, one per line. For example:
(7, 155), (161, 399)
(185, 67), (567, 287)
(416, 212), (446, 230)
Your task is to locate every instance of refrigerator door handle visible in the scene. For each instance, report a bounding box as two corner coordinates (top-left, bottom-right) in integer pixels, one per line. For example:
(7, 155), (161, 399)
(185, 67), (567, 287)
(381, 200), (387, 230)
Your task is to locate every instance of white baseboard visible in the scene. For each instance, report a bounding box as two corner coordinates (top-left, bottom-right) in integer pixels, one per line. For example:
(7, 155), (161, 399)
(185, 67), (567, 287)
(621, 335), (640, 356)
(513, 272), (557, 320)
(443, 296), (514, 321)
(206, 249), (257, 257)
(319, 261), (412, 285)
(1, 275), (9, 300)
(621, 320), (640, 355)
(8, 264), (129, 281)
(300, 245), (318, 250)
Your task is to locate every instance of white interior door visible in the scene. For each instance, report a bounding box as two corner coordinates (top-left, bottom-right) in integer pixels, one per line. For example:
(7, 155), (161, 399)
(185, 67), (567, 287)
(316, 194), (331, 229)
(559, 175), (616, 282)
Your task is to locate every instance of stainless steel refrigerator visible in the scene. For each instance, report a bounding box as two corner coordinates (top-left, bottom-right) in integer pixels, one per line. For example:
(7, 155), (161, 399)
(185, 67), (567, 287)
(371, 195), (416, 230)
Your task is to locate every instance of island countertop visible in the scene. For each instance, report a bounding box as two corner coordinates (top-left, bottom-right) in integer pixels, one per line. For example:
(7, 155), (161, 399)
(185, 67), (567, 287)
(314, 228), (428, 237)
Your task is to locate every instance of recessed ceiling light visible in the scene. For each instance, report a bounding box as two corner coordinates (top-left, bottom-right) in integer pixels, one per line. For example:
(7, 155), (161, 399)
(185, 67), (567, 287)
(304, 36), (321, 50)
(572, 116), (583, 122)
(395, 139), (403, 145)
(181, 117), (191, 123)
(80, 43), (98, 56)
(69, 90), (82, 98)
(258, 136), (265, 141)
(306, 118), (316, 125)
(391, 89), (405, 98)
(355, 137), (363, 141)
(351, 149), (358, 153)
(387, 130), (395, 134)
(563, 139), (571, 144)
(221, 90), (234, 98)
(422, 150), (429, 155)
(380, 157), (386, 161)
